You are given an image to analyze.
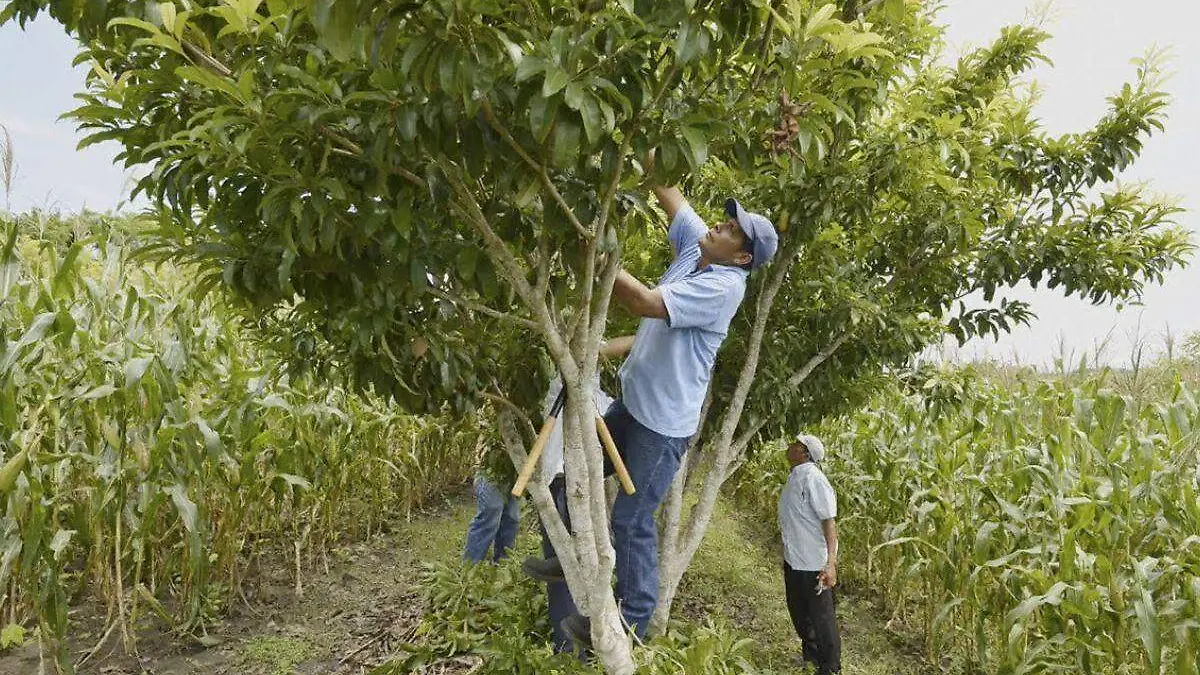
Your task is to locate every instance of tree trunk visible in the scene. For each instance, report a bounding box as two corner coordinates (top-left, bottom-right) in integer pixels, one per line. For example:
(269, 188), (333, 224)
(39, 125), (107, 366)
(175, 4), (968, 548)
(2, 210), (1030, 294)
(459, 164), (634, 672)
(497, 393), (635, 674)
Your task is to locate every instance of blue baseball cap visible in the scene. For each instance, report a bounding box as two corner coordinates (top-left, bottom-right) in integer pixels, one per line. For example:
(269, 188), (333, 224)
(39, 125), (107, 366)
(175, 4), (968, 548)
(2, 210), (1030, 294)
(725, 198), (778, 270)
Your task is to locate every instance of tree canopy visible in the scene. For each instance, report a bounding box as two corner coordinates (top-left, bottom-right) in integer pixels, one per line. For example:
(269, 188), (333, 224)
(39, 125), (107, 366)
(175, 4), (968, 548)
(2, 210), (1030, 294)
(5, 0), (1192, 670)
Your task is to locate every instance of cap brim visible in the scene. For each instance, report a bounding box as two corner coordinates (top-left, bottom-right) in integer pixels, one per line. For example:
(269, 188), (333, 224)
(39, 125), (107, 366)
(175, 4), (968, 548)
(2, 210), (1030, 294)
(725, 198), (756, 238)
(724, 198), (740, 221)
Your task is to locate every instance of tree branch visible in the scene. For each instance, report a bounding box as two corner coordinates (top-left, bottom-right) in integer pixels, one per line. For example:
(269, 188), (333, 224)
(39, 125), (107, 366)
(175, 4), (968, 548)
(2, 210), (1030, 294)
(726, 330), (852, 456)
(786, 330), (851, 387)
(735, 0), (779, 106)
(479, 99), (592, 241)
(182, 41), (232, 77)
(483, 389), (537, 443)
(593, 62), (679, 236)
(437, 157), (578, 381)
(573, 226), (600, 356)
(428, 287), (537, 330)
(535, 226), (552, 300)
(323, 128), (426, 189)
(390, 164), (427, 189)
(586, 235), (623, 369)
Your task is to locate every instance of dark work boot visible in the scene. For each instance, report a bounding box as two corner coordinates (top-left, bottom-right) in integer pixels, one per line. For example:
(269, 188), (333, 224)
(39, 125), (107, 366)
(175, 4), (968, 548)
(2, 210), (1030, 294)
(560, 613), (592, 650)
(521, 555), (565, 583)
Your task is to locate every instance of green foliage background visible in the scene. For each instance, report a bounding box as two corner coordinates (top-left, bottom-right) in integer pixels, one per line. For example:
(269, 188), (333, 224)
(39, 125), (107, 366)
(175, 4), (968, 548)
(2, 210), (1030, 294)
(0, 212), (481, 660)
(735, 363), (1200, 674)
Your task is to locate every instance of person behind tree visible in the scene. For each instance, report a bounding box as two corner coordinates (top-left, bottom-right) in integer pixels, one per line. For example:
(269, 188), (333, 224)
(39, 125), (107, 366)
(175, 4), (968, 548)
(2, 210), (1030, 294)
(462, 428), (521, 564)
(531, 373), (616, 652)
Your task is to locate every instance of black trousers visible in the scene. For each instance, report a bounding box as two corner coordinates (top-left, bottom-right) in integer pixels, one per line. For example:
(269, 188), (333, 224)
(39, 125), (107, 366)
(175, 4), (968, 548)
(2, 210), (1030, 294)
(784, 562), (842, 674)
(539, 476), (579, 653)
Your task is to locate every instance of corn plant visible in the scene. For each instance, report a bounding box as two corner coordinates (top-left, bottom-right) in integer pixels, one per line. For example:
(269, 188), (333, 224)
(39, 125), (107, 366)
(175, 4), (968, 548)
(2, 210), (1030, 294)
(0, 124), (13, 211)
(0, 212), (480, 672)
(736, 364), (1200, 675)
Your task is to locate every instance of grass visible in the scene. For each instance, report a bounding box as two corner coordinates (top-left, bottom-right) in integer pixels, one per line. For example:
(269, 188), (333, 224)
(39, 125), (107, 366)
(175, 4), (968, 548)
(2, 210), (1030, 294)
(675, 498), (932, 674)
(383, 484), (933, 672)
(1, 123), (12, 210)
(392, 495), (478, 566)
(238, 636), (319, 675)
(0, 480), (929, 674)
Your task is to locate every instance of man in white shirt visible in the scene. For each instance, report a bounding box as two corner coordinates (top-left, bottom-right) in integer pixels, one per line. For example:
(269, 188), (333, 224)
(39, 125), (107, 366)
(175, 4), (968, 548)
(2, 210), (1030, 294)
(778, 433), (841, 674)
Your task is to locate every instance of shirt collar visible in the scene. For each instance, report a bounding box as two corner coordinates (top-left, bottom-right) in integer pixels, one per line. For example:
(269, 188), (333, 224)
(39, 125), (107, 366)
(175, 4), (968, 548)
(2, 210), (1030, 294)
(691, 261), (750, 277)
(791, 461), (817, 478)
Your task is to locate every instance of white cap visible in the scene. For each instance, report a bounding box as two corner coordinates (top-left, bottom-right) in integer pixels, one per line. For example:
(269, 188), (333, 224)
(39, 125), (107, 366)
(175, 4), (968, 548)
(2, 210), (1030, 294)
(795, 434), (826, 463)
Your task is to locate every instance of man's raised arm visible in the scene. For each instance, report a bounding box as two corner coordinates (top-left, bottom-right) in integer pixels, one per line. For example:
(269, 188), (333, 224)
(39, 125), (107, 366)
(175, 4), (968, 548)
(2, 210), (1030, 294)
(652, 186), (687, 224)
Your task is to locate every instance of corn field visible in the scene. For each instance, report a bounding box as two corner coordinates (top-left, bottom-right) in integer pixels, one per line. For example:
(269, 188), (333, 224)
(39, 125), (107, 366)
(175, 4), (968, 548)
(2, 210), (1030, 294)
(737, 364), (1200, 674)
(0, 213), (479, 665)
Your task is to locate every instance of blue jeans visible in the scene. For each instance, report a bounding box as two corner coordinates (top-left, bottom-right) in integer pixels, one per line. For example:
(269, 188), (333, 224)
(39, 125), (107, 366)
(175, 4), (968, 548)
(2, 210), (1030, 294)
(540, 476), (579, 652)
(603, 399), (690, 638)
(463, 473), (521, 563)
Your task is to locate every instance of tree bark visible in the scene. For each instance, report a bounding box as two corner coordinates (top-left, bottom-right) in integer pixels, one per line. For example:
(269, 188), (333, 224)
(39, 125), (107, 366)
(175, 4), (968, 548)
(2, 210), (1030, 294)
(454, 170), (635, 672)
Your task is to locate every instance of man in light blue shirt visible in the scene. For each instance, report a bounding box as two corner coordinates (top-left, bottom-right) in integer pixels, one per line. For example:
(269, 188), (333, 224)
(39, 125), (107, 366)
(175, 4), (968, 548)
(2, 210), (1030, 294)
(554, 185), (778, 647)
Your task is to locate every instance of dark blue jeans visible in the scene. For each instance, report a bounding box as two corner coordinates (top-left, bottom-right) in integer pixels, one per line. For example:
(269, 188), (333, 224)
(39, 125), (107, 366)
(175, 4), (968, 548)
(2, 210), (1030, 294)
(463, 473), (521, 563)
(603, 399), (690, 638)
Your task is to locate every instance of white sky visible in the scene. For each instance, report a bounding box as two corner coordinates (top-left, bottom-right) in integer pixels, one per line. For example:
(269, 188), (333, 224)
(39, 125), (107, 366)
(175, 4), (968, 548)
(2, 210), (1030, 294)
(936, 0), (1200, 365)
(0, 1), (1196, 365)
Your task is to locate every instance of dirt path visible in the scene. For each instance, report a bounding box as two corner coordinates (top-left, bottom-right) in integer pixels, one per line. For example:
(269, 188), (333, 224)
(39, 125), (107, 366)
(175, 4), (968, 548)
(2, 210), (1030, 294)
(0, 487), (932, 674)
(0, 489), (478, 675)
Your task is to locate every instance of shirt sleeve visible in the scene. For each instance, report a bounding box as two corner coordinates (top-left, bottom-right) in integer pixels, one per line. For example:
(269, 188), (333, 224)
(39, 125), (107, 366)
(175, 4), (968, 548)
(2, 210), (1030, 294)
(810, 473), (837, 521)
(668, 204), (707, 257)
(594, 386), (615, 414)
(659, 273), (735, 330)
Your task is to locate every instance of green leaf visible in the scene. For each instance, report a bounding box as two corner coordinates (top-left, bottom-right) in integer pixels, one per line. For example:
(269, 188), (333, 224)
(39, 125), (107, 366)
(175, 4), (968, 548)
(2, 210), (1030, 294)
(272, 473), (312, 489)
(1133, 587), (1162, 674)
(564, 82), (584, 110)
(312, 0), (358, 61)
(529, 96), (557, 142)
(79, 384), (117, 400)
(803, 3), (839, 41)
(551, 119), (581, 168)
(456, 248), (477, 280)
(124, 356), (155, 389)
(680, 127), (708, 168)
(514, 55), (545, 83)
(49, 530), (77, 561)
(437, 51), (456, 92)
(0, 624), (25, 650)
(410, 259), (429, 292)
(579, 96), (602, 145)
(176, 65), (244, 102)
(542, 68), (570, 97)
(400, 36), (430, 76)
(675, 20), (709, 64)
(166, 485), (200, 533)
(107, 16), (164, 36)
(195, 417), (222, 453)
(0, 312), (57, 372)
